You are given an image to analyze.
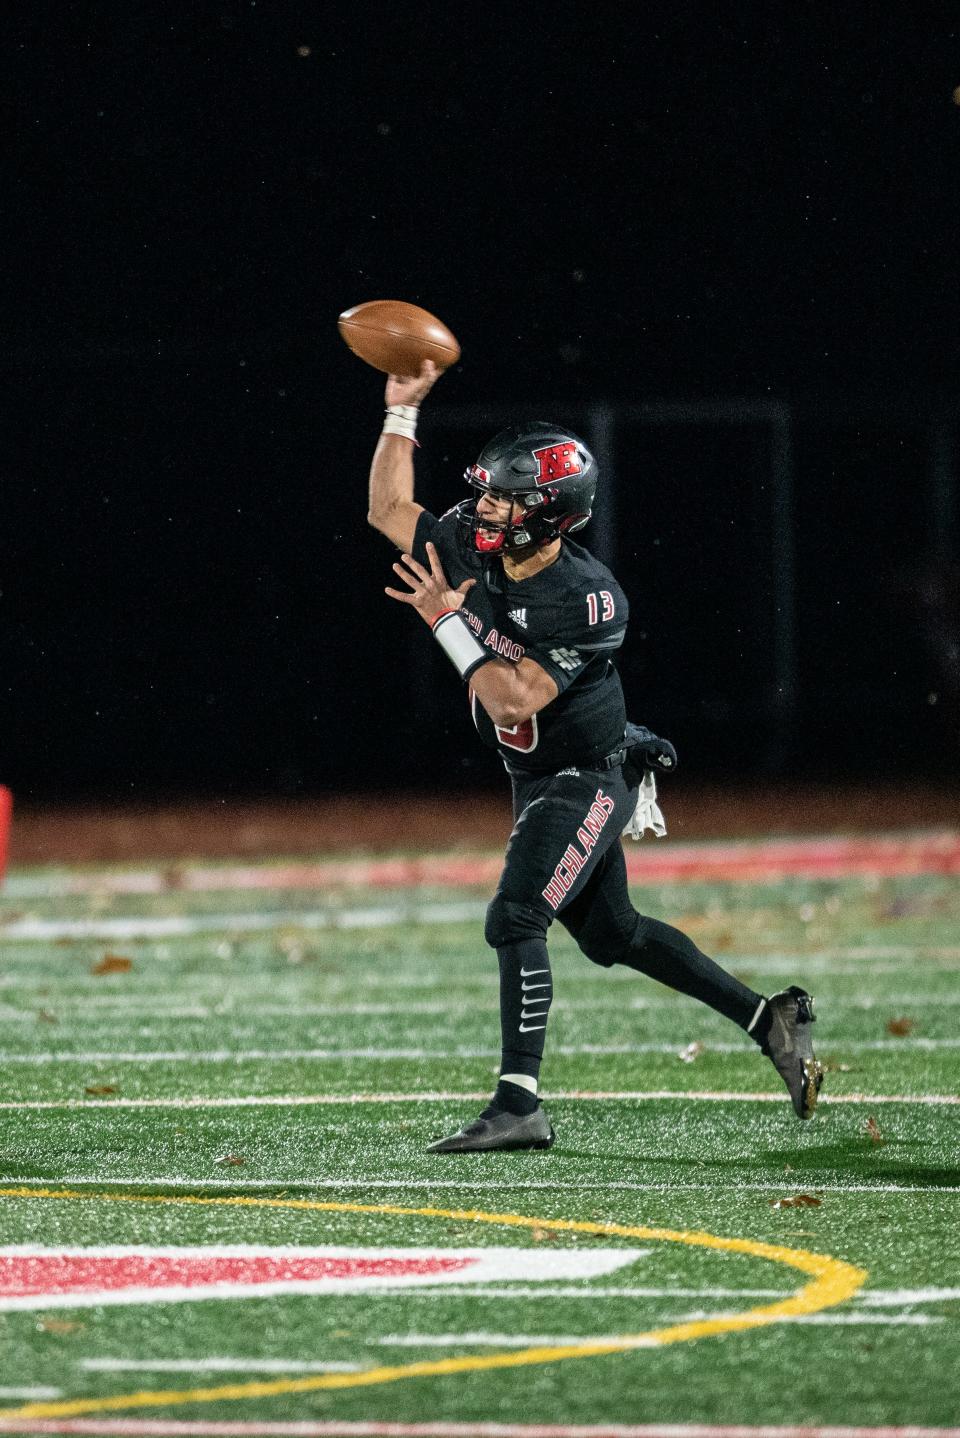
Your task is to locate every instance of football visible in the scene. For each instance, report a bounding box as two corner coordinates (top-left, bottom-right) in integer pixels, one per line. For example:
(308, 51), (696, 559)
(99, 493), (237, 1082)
(337, 299), (461, 375)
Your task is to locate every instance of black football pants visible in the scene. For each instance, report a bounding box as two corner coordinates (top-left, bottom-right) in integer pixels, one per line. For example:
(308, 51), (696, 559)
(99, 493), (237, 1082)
(484, 764), (765, 1085)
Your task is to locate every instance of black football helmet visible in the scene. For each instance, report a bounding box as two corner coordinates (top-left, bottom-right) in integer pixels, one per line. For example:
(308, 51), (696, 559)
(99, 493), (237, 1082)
(456, 422), (598, 553)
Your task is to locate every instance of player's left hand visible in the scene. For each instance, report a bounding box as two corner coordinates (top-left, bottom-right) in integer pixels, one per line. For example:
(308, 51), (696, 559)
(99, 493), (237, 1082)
(385, 541), (476, 625)
(623, 722), (679, 786)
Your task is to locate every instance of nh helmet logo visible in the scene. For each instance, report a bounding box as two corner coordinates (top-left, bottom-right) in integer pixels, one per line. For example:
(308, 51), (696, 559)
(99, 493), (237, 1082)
(532, 442), (582, 484)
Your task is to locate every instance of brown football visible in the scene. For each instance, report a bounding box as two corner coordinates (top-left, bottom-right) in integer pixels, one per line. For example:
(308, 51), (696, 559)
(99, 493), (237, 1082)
(337, 299), (461, 375)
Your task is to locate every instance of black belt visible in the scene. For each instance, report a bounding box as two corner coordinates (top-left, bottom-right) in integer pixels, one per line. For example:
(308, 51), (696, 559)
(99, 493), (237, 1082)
(594, 745), (628, 771)
(504, 744), (627, 779)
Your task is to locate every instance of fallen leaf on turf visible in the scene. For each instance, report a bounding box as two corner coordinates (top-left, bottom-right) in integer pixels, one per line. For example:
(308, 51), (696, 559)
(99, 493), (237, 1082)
(84, 1084), (117, 1095)
(91, 954), (133, 975)
(886, 1016), (914, 1036)
(865, 1116), (886, 1144)
(770, 1193), (822, 1209)
(37, 1008), (58, 1024)
(822, 1060), (854, 1073)
(215, 1153), (246, 1166)
(678, 1040), (704, 1063)
(530, 1226), (559, 1242)
(37, 1318), (84, 1333)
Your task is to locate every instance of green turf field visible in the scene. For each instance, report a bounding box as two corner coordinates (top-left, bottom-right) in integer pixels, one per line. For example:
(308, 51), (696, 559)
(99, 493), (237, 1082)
(0, 845), (958, 1433)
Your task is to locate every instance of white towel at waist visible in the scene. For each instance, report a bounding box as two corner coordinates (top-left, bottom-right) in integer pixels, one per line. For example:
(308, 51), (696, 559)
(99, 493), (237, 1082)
(623, 771), (667, 840)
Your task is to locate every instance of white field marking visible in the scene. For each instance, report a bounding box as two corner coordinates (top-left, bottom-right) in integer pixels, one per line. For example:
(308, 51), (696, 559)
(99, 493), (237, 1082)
(0, 973), (452, 990)
(17, 1178), (960, 1195)
(858, 1288), (960, 1306)
(2, 1089), (960, 1113)
(368, 1286), (790, 1300)
(4, 900), (960, 960)
(0, 1243), (645, 1263)
(248, 1285), (952, 1303)
(6, 992), (960, 1024)
(372, 1332), (659, 1350)
(79, 1359), (364, 1375)
(1, 1422), (960, 1438)
(0, 904), (489, 942)
(4, 1036), (960, 1063)
(671, 1313), (944, 1327)
(4, 958), (960, 987)
(371, 1315), (944, 1346)
(0, 1390), (62, 1401)
(66, 1289), (956, 1314)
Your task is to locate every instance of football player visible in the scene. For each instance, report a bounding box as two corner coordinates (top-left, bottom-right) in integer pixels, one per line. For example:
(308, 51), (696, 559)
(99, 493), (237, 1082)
(368, 360), (822, 1152)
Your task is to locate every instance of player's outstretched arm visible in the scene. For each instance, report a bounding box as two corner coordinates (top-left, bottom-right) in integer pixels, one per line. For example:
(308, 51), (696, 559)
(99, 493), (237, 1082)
(386, 543), (559, 728)
(367, 360), (440, 551)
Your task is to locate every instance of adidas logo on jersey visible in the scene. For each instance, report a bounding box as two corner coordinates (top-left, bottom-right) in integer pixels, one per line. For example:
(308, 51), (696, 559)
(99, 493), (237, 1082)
(508, 608), (528, 629)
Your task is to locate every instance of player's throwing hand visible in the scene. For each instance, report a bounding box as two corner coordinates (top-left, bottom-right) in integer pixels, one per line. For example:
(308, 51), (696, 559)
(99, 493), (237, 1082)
(385, 541), (476, 626)
(385, 358), (439, 409)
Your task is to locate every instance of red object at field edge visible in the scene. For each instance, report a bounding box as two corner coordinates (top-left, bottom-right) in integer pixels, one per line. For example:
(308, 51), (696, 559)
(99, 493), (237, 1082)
(0, 785), (11, 886)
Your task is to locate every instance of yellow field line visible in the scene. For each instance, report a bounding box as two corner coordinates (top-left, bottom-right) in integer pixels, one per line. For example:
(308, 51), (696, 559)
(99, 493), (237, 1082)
(0, 1185), (867, 1422)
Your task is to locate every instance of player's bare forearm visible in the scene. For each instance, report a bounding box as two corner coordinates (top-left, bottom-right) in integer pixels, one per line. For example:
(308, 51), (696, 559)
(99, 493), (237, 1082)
(367, 433), (424, 551)
(367, 360), (440, 551)
(469, 657), (558, 729)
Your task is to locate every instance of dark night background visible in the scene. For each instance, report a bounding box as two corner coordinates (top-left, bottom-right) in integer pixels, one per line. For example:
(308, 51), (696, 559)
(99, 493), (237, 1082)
(3, 5), (959, 804)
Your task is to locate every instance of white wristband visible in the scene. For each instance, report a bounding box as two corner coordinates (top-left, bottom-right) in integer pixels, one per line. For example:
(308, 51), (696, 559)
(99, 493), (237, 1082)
(382, 404), (418, 442)
(431, 609), (490, 681)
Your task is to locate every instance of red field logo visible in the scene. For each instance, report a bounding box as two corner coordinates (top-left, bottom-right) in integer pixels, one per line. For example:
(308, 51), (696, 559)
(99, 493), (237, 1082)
(0, 1245), (641, 1311)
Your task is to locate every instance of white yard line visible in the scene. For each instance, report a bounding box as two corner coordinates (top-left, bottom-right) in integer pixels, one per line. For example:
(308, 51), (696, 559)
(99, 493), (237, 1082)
(46, 1289), (960, 1314)
(2, 907), (960, 965)
(0, 906), (489, 941)
(1, 1089), (958, 1111)
(2, 957), (957, 983)
(0, 973), (450, 989)
(372, 1333), (661, 1349)
(3, 993), (960, 1023)
(857, 1288), (960, 1306)
(345, 1286), (958, 1303)
(371, 1316), (942, 1345)
(0, 1390), (63, 1401)
(78, 1359), (363, 1374)
(2, 1037), (960, 1064)
(12, 1177), (960, 1195)
(363, 1287), (790, 1300)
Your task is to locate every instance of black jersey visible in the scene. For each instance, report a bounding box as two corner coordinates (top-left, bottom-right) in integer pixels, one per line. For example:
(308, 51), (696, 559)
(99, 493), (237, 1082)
(413, 508), (628, 773)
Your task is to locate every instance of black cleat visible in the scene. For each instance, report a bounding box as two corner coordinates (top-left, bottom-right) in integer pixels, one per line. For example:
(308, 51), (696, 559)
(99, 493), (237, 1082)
(427, 1106), (555, 1153)
(762, 986), (824, 1119)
